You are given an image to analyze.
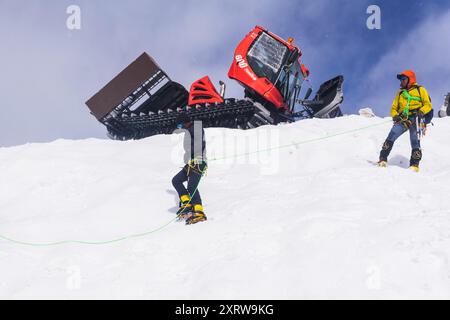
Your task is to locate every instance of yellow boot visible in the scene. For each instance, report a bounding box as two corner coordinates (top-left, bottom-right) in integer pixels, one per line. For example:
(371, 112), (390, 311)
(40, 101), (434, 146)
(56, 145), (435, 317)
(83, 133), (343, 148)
(409, 165), (420, 172)
(177, 195), (193, 220)
(186, 204), (207, 225)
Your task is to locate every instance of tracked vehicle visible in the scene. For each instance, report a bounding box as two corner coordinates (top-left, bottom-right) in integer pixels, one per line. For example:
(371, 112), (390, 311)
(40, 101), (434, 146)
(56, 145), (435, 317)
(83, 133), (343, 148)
(86, 26), (344, 140)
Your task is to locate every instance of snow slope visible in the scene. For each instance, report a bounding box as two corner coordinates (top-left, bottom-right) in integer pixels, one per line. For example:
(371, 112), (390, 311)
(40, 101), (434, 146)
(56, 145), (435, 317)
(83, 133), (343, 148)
(0, 115), (449, 299)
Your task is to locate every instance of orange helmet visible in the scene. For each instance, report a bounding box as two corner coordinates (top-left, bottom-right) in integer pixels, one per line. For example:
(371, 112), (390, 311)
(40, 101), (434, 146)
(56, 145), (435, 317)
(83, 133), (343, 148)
(396, 70), (416, 89)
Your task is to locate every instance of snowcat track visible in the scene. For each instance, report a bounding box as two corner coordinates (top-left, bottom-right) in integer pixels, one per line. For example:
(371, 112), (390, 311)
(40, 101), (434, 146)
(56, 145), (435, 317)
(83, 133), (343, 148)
(102, 99), (268, 140)
(86, 52), (344, 140)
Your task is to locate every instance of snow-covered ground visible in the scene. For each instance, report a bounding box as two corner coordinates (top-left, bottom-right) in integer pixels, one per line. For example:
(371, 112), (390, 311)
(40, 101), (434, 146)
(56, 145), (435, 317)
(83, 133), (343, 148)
(0, 115), (449, 299)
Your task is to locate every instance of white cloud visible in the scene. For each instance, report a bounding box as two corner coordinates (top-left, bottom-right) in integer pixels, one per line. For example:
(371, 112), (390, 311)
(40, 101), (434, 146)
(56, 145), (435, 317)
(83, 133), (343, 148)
(0, 0), (298, 146)
(6, 0), (436, 146)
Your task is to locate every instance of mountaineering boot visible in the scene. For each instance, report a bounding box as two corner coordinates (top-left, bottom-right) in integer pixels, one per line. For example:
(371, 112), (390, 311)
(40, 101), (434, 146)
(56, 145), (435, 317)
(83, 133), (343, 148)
(186, 204), (207, 225)
(378, 160), (388, 167)
(177, 195), (193, 220)
(379, 140), (393, 166)
(409, 148), (422, 171)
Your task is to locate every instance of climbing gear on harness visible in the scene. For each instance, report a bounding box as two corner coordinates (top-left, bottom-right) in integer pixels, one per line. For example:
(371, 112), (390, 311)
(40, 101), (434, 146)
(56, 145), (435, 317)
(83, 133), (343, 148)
(415, 114), (428, 141)
(398, 113), (412, 130)
(185, 159), (208, 176)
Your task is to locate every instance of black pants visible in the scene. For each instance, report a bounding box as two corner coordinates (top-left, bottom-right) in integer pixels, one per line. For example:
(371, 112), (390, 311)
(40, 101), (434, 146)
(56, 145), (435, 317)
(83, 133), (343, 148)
(171, 164), (206, 206)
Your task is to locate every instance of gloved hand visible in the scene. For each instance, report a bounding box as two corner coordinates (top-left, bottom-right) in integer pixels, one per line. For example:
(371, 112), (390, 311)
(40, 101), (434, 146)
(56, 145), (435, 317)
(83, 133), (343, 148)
(417, 109), (425, 117)
(393, 115), (401, 123)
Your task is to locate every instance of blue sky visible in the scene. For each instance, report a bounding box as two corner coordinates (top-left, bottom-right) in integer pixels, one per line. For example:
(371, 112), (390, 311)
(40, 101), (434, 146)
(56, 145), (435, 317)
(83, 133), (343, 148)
(0, 0), (449, 146)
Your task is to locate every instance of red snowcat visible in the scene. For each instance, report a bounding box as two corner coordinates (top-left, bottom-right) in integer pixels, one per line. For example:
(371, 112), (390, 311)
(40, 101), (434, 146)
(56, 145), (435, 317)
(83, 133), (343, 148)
(86, 26), (344, 140)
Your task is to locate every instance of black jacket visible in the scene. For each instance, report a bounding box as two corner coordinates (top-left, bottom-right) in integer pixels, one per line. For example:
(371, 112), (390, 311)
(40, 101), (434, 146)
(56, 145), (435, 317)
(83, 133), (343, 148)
(182, 121), (206, 164)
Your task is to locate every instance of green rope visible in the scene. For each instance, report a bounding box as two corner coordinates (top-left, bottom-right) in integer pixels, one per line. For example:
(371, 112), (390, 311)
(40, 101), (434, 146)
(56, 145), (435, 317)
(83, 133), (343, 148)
(210, 119), (391, 162)
(0, 119), (391, 247)
(0, 216), (178, 247)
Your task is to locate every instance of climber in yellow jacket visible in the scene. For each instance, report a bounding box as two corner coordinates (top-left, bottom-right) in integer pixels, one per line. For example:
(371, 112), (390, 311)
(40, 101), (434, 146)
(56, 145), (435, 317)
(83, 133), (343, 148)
(378, 70), (433, 172)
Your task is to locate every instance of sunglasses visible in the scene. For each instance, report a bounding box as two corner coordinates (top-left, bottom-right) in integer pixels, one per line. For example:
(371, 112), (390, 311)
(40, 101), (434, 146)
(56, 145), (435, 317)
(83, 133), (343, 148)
(398, 76), (408, 81)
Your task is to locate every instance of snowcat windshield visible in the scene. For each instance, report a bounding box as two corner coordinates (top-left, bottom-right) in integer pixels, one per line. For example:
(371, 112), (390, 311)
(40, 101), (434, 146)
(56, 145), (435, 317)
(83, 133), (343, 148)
(247, 32), (289, 84)
(276, 60), (304, 110)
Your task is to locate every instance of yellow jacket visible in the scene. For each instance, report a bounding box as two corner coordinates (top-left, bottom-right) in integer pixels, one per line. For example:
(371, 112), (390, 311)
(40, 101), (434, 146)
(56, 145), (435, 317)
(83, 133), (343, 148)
(390, 84), (433, 117)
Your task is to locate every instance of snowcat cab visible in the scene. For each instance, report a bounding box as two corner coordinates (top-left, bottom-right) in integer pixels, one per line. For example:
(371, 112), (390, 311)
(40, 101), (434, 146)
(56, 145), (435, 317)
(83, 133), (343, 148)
(85, 26), (344, 140)
(228, 26), (344, 123)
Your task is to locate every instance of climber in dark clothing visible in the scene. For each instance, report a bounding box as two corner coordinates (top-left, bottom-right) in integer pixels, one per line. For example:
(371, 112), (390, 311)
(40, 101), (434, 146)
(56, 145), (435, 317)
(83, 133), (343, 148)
(171, 114), (208, 225)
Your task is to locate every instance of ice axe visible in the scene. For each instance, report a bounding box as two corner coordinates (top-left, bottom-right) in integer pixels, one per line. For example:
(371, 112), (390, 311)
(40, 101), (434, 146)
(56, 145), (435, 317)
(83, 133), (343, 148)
(416, 113), (427, 141)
